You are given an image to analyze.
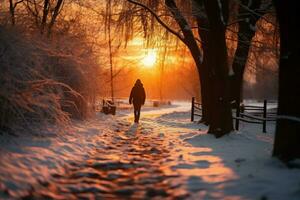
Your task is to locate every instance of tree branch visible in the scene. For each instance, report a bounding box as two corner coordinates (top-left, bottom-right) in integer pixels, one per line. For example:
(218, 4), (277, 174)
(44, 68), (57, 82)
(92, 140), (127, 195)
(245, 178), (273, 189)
(14, 0), (24, 9)
(126, 0), (186, 44)
(234, 0), (275, 26)
(165, 0), (203, 58)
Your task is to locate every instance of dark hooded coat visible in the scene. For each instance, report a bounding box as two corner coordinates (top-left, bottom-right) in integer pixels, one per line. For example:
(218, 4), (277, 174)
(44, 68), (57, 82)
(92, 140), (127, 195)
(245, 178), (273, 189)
(129, 81), (146, 106)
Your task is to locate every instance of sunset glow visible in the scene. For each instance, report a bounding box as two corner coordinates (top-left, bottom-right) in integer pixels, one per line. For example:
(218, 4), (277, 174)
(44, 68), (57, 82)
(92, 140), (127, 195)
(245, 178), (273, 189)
(0, 0), (294, 199)
(141, 50), (157, 68)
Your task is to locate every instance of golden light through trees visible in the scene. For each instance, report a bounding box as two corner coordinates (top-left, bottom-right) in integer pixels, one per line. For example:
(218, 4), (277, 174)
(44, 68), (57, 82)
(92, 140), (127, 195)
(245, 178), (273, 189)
(141, 50), (157, 68)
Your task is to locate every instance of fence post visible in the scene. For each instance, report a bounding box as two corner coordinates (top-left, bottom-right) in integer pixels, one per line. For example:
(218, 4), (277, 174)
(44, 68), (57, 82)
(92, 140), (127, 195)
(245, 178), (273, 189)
(191, 97), (195, 122)
(263, 100), (267, 133)
(235, 103), (240, 130)
(241, 104), (244, 118)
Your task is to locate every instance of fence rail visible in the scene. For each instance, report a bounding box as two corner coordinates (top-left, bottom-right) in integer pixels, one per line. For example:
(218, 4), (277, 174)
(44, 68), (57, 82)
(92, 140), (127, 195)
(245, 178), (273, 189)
(191, 98), (277, 133)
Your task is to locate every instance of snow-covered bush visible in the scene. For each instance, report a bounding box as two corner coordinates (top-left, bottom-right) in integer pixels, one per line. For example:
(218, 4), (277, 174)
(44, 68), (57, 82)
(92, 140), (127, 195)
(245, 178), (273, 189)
(0, 26), (101, 132)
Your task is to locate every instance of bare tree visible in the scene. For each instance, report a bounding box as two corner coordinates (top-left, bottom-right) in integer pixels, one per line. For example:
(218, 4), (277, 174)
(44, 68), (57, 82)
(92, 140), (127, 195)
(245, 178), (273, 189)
(8, 0), (24, 25)
(22, 0), (64, 36)
(41, 0), (50, 34)
(47, 0), (64, 36)
(230, 0), (274, 107)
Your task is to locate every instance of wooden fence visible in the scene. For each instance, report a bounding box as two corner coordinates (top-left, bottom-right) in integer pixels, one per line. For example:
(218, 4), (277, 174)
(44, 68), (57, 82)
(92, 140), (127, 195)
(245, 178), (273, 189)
(191, 98), (277, 133)
(191, 97), (202, 121)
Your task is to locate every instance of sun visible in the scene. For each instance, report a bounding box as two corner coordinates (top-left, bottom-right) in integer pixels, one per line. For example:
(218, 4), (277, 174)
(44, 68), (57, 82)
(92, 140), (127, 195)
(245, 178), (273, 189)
(142, 50), (157, 68)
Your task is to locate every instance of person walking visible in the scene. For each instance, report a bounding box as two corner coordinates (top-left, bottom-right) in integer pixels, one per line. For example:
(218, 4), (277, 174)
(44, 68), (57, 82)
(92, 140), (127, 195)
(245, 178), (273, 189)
(129, 79), (146, 123)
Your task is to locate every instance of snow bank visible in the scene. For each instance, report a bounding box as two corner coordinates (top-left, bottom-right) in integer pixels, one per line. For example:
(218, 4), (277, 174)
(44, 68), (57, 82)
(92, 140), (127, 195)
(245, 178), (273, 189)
(0, 102), (299, 200)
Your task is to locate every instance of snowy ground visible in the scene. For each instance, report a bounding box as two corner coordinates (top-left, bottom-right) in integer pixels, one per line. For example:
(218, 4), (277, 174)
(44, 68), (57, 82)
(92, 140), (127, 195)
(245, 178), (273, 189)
(0, 102), (300, 200)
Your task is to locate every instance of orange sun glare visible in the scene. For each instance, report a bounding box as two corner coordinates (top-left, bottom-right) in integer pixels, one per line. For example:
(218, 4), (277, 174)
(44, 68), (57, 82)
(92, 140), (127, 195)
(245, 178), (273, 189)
(142, 50), (157, 68)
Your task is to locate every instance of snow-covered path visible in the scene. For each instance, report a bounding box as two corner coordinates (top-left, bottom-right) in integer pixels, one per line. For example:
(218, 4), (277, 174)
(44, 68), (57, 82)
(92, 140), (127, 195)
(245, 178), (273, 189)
(1, 103), (300, 200)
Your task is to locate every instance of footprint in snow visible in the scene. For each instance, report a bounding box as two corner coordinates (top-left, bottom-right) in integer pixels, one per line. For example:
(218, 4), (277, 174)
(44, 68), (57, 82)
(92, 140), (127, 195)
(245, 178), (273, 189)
(235, 158), (246, 163)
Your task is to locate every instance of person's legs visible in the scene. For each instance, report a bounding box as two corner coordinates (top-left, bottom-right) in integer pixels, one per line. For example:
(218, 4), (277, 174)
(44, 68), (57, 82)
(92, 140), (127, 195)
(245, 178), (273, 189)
(133, 104), (141, 123)
(133, 104), (138, 122)
(136, 105), (141, 123)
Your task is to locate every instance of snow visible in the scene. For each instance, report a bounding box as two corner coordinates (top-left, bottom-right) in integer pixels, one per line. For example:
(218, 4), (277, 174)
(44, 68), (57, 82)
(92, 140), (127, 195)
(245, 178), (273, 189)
(184, 25), (191, 31)
(199, 55), (203, 64)
(249, 23), (257, 32)
(276, 115), (300, 123)
(1, 102), (300, 199)
(228, 67), (235, 76)
(217, 0), (225, 25)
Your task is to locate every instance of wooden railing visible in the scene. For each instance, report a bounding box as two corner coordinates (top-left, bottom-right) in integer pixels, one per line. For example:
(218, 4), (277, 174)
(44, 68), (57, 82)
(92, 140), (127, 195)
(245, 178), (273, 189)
(191, 98), (277, 133)
(191, 97), (202, 121)
(234, 100), (277, 133)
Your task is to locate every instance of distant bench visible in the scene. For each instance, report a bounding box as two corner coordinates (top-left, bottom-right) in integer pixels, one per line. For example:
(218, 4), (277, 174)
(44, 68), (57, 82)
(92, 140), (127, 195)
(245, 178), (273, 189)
(101, 99), (116, 115)
(191, 97), (277, 133)
(152, 100), (172, 107)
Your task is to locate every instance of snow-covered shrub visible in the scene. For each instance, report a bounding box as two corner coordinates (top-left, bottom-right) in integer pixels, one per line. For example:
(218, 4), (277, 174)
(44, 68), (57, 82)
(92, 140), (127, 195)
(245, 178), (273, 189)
(0, 26), (100, 132)
(47, 34), (101, 119)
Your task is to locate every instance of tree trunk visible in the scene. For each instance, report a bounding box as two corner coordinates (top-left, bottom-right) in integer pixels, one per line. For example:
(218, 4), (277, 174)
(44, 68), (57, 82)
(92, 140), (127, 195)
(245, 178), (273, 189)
(41, 0), (50, 34)
(204, 0), (233, 136)
(231, 0), (261, 107)
(272, 0), (300, 162)
(196, 18), (213, 125)
(107, 0), (114, 101)
(9, 0), (15, 25)
(47, 0), (64, 36)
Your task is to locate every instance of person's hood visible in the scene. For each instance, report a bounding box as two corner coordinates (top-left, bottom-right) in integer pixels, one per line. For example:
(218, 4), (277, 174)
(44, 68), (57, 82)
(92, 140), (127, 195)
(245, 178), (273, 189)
(135, 82), (143, 87)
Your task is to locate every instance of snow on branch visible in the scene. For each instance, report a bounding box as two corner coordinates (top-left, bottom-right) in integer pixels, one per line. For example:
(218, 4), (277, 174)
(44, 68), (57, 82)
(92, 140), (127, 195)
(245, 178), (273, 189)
(217, 0), (225, 25)
(277, 115), (300, 123)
